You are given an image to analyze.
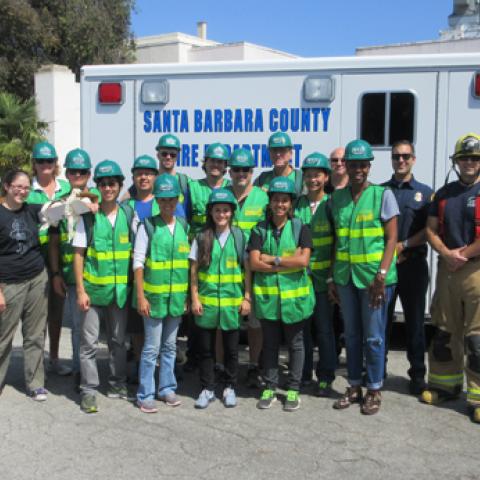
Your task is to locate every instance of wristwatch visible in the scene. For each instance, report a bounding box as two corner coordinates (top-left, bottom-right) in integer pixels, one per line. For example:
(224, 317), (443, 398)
(377, 268), (387, 280)
(402, 238), (409, 249)
(274, 256), (281, 266)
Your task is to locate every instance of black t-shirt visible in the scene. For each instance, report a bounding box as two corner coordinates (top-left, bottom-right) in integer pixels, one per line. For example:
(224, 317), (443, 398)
(0, 203), (45, 283)
(429, 180), (480, 249)
(247, 219), (313, 252)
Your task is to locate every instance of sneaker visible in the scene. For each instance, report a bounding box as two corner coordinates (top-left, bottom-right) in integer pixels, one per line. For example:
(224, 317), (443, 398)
(137, 399), (158, 414)
(315, 381), (333, 398)
(283, 390), (301, 412)
(107, 385), (132, 400)
(257, 389), (277, 409)
(246, 366), (263, 389)
(223, 387), (237, 408)
(81, 394), (98, 413)
(194, 389), (215, 409)
(28, 387), (48, 402)
(158, 392), (182, 407)
(361, 390), (382, 415)
(333, 386), (363, 410)
(48, 359), (72, 376)
(420, 388), (459, 405)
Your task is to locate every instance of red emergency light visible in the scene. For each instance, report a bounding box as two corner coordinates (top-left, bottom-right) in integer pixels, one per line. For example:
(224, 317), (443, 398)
(474, 73), (480, 98)
(98, 82), (123, 104)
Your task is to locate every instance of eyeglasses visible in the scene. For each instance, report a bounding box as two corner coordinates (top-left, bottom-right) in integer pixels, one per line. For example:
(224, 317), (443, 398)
(9, 184), (30, 193)
(67, 169), (89, 176)
(98, 180), (118, 188)
(231, 167), (251, 173)
(456, 156), (480, 162)
(35, 158), (56, 164)
(391, 153), (413, 161)
(160, 151), (177, 158)
(330, 157), (345, 164)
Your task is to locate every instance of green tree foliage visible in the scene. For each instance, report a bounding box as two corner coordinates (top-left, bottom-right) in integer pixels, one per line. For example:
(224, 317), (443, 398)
(0, 0), (136, 100)
(0, 92), (47, 177)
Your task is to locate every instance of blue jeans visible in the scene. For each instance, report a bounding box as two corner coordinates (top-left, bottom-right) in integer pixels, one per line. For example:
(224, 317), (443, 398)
(137, 315), (181, 402)
(337, 281), (394, 390)
(303, 292), (337, 384)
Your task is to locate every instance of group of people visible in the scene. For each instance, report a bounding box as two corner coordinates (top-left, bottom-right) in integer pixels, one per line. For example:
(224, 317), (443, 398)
(1, 130), (480, 423)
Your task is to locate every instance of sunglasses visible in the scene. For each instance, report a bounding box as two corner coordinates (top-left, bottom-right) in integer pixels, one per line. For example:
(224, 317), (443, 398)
(35, 158), (55, 164)
(160, 151), (177, 158)
(231, 167), (251, 173)
(67, 169), (89, 176)
(98, 180), (118, 188)
(330, 157), (345, 164)
(392, 153), (413, 161)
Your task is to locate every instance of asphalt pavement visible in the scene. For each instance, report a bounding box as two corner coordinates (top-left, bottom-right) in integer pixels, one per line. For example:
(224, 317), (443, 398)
(1, 325), (480, 480)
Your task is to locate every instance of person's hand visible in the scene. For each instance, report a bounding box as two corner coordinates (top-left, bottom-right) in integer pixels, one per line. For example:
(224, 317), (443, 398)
(443, 247), (468, 272)
(239, 298), (251, 316)
(184, 299), (190, 314)
(137, 296), (151, 318)
(191, 298), (203, 316)
(260, 254), (275, 265)
(87, 202), (99, 214)
(327, 282), (340, 305)
(77, 291), (90, 312)
(368, 275), (386, 309)
(52, 275), (67, 297)
(0, 289), (6, 313)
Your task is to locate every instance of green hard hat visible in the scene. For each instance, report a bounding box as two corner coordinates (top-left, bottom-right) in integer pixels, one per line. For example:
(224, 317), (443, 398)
(205, 143), (229, 161)
(131, 155), (158, 173)
(301, 152), (331, 172)
(156, 134), (181, 151)
(33, 141), (57, 160)
(153, 174), (180, 198)
(344, 139), (374, 161)
(93, 160), (125, 182)
(64, 148), (92, 170)
(229, 148), (255, 168)
(268, 132), (293, 149)
(268, 176), (296, 198)
(452, 133), (480, 159)
(207, 188), (237, 210)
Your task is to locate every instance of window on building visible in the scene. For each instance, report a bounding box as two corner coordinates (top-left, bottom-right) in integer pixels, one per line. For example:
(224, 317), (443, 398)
(360, 92), (415, 146)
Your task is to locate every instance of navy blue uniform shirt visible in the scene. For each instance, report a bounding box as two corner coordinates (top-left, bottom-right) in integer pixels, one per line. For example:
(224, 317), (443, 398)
(382, 175), (433, 257)
(429, 180), (480, 250)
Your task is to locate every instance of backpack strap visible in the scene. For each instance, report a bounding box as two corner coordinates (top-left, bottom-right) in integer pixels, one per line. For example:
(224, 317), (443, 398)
(294, 169), (303, 196)
(177, 173), (189, 199)
(291, 217), (302, 246)
(119, 203), (135, 243)
(231, 226), (246, 267)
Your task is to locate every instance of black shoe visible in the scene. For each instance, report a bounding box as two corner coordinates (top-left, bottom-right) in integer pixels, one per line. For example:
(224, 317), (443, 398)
(409, 379), (426, 395)
(246, 367), (263, 389)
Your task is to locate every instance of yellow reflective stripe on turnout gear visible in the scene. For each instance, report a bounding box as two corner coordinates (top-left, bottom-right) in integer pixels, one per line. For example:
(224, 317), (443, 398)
(428, 372), (464, 386)
(253, 285), (310, 298)
(199, 295), (242, 307)
(83, 271), (128, 285)
(467, 388), (480, 402)
(198, 272), (243, 283)
(143, 282), (188, 294)
(86, 247), (131, 260)
(313, 236), (333, 247)
(336, 251), (383, 263)
(336, 227), (384, 238)
(145, 259), (189, 270)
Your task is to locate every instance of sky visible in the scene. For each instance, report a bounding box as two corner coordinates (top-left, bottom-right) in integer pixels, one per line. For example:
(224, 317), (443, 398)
(131, 0), (454, 57)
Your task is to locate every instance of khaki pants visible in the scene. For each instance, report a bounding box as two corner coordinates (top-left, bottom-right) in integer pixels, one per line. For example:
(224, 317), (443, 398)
(0, 269), (48, 392)
(428, 258), (480, 405)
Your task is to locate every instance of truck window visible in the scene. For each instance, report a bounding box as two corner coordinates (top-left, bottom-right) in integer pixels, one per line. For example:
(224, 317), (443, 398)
(360, 92), (414, 146)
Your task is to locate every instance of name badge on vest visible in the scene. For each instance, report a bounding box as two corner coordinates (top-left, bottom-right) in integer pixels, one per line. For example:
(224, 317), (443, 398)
(119, 233), (129, 244)
(414, 192), (423, 202)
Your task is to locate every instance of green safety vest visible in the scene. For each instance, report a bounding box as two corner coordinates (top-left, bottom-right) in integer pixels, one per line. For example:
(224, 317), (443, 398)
(27, 178), (71, 253)
(83, 207), (132, 308)
(230, 186), (269, 241)
(331, 185), (397, 288)
(253, 219), (314, 324)
(133, 216), (190, 319)
(195, 233), (244, 330)
(58, 187), (100, 285)
(188, 178), (230, 236)
(254, 169), (303, 196)
(294, 194), (333, 293)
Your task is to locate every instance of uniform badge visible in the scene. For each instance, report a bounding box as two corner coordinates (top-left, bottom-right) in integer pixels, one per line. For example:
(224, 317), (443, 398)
(414, 192), (423, 202)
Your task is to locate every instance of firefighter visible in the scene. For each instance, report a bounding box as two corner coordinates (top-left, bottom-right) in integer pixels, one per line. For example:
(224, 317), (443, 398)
(422, 133), (480, 423)
(254, 132), (303, 196)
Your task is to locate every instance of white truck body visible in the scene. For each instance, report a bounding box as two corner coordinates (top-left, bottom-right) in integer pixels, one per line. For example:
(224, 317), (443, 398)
(80, 53), (480, 314)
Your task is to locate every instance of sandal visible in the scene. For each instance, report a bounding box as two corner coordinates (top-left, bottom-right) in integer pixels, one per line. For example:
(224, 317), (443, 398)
(333, 386), (363, 410)
(361, 390), (382, 415)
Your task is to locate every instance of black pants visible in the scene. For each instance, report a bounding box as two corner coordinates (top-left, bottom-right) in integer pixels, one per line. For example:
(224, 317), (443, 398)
(261, 319), (305, 391)
(386, 255), (429, 381)
(198, 328), (239, 390)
